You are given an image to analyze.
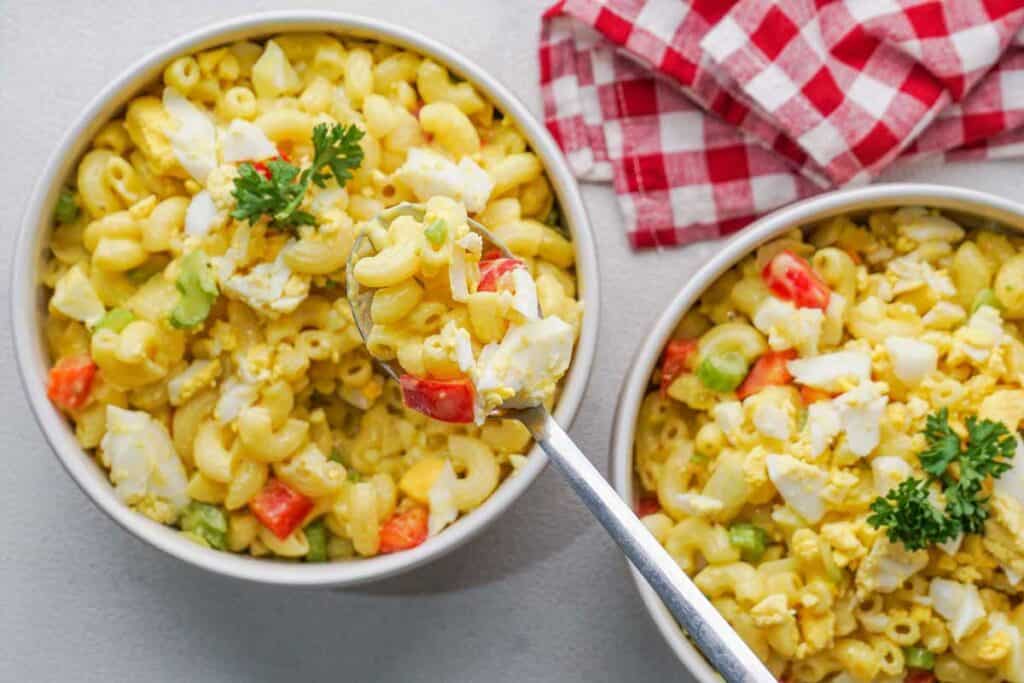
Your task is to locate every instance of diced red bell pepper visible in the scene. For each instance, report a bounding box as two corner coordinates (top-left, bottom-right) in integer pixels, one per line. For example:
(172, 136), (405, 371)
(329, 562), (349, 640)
(800, 385), (834, 405)
(736, 350), (797, 400)
(400, 375), (476, 423)
(636, 496), (660, 517)
(762, 250), (831, 310)
(477, 257), (525, 293)
(250, 160), (271, 179)
(379, 506), (429, 553)
(482, 248), (503, 261)
(249, 147), (291, 179)
(660, 339), (699, 397)
(904, 672), (936, 683)
(47, 355), (97, 411)
(249, 479), (313, 540)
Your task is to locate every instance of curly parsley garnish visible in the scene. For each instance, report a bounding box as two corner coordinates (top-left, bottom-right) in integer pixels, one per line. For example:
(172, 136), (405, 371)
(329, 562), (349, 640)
(868, 407), (1017, 551)
(231, 123), (364, 231)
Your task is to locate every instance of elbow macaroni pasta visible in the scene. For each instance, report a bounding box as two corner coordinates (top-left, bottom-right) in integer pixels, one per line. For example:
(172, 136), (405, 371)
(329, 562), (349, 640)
(41, 33), (581, 562)
(634, 208), (1024, 682)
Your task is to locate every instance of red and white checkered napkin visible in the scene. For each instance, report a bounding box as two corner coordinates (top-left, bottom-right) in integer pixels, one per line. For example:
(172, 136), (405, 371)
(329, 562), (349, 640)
(539, 0), (1024, 248)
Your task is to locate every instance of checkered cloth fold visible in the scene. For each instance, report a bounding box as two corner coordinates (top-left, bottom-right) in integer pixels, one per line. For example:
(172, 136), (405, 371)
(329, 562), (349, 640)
(539, 0), (1024, 248)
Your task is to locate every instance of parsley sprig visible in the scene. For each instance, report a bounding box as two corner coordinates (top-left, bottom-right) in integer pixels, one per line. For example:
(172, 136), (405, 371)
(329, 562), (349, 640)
(868, 408), (1017, 551)
(231, 123), (364, 231)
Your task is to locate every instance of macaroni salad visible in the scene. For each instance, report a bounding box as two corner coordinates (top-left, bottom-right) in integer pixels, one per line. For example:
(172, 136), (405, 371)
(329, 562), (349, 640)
(633, 209), (1024, 682)
(41, 33), (582, 561)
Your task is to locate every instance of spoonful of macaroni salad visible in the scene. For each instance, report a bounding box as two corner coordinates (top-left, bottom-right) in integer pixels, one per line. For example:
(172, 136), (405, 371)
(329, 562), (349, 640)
(348, 198), (776, 683)
(347, 197), (574, 422)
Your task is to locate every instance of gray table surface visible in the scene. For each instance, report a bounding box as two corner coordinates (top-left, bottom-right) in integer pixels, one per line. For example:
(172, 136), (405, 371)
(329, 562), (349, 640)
(3, 2), (1023, 681)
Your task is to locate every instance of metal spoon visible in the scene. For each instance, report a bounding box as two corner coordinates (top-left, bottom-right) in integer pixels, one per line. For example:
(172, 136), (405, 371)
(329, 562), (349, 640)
(346, 203), (775, 683)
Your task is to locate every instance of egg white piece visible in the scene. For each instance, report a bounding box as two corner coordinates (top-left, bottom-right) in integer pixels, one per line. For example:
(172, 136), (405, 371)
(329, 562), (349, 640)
(394, 148), (494, 213)
(806, 401), (841, 458)
(474, 316), (574, 412)
(215, 377), (260, 424)
(221, 119), (277, 162)
(871, 455), (912, 496)
(833, 381), (888, 458)
(885, 336), (938, 385)
(185, 190), (219, 237)
(787, 350), (872, 392)
(857, 538), (929, 594)
(427, 461), (459, 537)
(100, 406), (189, 512)
(162, 87), (218, 184)
(931, 578), (987, 641)
(510, 267), (539, 320)
(51, 264), (105, 327)
(765, 454), (827, 523)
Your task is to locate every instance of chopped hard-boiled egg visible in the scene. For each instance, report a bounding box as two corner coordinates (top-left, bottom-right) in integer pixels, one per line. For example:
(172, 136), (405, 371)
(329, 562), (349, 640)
(510, 267), (539, 320)
(752, 296), (824, 356)
(952, 304), (1005, 363)
(871, 455), (912, 496)
(787, 350), (872, 392)
(214, 377), (260, 424)
(884, 336), (937, 385)
(856, 537), (929, 593)
(185, 190), (220, 237)
(220, 247), (310, 317)
(765, 454), (827, 523)
(51, 264), (105, 327)
(221, 119), (277, 163)
(473, 316), (574, 415)
(162, 87), (217, 184)
(100, 405), (189, 517)
(393, 148), (494, 212)
(833, 381), (888, 458)
(713, 401), (744, 438)
(806, 401), (841, 458)
(427, 460), (459, 537)
(751, 400), (791, 442)
(930, 578), (987, 641)
(167, 359), (221, 406)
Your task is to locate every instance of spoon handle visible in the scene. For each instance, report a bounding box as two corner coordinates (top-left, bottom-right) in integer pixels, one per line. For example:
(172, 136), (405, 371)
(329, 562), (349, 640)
(517, 408), (776, 683)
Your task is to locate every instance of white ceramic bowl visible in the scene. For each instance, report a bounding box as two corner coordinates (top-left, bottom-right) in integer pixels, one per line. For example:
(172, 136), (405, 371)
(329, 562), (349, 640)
(609, 183), (1024, 680)
(12, 11), (599, 587)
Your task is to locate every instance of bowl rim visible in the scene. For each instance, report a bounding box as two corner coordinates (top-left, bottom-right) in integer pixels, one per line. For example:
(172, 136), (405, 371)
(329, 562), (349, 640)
(608, 182), (1024, 680)
(11, 10), (600, 587)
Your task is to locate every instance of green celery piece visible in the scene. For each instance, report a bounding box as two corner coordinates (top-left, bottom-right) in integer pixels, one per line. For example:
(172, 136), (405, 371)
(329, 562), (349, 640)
(180, 502), (227, 550)
(903, 647), (935, 671)
(305, 520), (328, 562)
(92, 308), (135, 333)
(424, 218), (448, 247)
(697, 352), (748, 392)
(971, 288), (1002, 314)
(347, 470), (362, 483)
(55, 189), (79, 224)
(728, 523), (768, 562)
(170, 250), (218, 329)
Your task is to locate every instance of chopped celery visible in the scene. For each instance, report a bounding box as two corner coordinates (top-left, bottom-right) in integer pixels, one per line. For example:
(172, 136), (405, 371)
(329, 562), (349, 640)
(305, 519), (328, 562)
(690, 453), (709, 465)
(903, 647), (935, 671)
(424, 218), (448, 247)
(180, 502), (227, 550)
(728, 523), (768, 562)
(347, 470), (362, 483)
(697, 352), (748, 392)
(55, 189), (79, 224)
(330, 447), (344, 463)
(971, 288), (1002, 314)
(92, 307), (135, 333)
(170, 250), (218, 329)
